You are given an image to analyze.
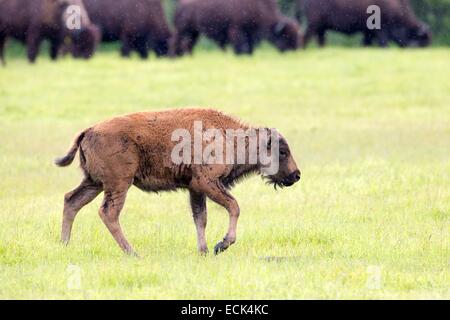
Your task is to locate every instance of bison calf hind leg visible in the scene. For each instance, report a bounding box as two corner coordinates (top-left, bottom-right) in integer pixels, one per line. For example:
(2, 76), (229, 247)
(61, 179), (102, 245)
(98, 186), (137, 256)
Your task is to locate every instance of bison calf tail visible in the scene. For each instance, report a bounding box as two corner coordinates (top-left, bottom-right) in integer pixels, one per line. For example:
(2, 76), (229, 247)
(54, 129), (89, 167)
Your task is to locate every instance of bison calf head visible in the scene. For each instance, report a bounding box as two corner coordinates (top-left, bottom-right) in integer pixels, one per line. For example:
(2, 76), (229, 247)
(260, 129), (301, 189)
(270, 17), (302, 52)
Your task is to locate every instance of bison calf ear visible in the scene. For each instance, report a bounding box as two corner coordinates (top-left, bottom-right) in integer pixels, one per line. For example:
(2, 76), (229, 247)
(259, 128), (272, 150)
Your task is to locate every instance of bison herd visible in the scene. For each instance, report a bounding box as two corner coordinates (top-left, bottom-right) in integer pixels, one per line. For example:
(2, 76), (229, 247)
(0, 0), (432, 64)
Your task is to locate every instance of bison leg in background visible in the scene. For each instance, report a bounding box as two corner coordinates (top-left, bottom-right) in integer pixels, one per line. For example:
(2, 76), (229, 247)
(153, 40), (169, 57)
(120, 33), (132, 57)
(211, 30), (228, 51)
(246, 32), (256, 55)
(362, 32), (375, 46)
(303, 22), (327, 48)
(120, 44), (131, 57)
(189, 190), (208, 254)
(191, 174), (240, 255)
(376, 30), (390, 47)
(49, 37), (61, 61)
(134, 36), (149, 59)
(228, 27), (251, 55)
(98, 183), (137, 256)
(0, 34), (5, 65)
(303, 26), (316, 48)
(177, 31), (199, 55)
(61, 178), (103, 245)
(26, 27), (42, 63)
(216, 38), (227, 51)
(317, 29), (326, 47)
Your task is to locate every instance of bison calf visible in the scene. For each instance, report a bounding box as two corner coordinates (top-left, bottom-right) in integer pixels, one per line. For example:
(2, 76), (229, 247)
(56, 109), (301, 256)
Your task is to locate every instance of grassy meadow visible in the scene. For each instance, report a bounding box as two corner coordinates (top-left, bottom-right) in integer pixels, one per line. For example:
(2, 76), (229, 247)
(0, 45), (449, 299)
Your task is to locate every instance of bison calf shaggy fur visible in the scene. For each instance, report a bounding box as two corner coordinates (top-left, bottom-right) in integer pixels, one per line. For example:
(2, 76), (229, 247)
(56, 109), (301, 255)
(173, 0), (302, 55)
(0, 0), (100, 64)
(83, 0), (172, 58)
(297, 0), (431, 48)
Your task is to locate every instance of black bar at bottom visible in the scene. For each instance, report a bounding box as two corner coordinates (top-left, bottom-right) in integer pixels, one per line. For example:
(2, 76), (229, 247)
(1, 300), (446, 319)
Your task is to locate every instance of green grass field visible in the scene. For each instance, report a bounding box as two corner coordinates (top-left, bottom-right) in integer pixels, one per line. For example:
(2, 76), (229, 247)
(0, 46), (449, 299)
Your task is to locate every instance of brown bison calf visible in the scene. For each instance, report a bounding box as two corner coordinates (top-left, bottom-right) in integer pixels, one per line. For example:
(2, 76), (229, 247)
(0, 0), (100, 64)
(173, 0), (302, 55)
(56, 109), (301, 255)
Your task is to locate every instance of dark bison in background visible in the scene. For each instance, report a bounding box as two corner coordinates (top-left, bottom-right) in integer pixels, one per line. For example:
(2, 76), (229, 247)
(296, 0), (431, 48)
(0, 0), (100, 64)
(173, 0), (302, 55)
(83, 0), (172, 58)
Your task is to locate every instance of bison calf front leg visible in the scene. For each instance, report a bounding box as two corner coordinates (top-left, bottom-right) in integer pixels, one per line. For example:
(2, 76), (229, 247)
(212, 188), (240, 255)
(191, 177), (240, 255)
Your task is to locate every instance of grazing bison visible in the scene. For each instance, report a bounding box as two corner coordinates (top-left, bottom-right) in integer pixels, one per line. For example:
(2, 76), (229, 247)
(296, 0), (431, 48)
(173, 0), (302, 55)
(83, 0), (172, 58)
(56, 109), (301, 256)
(0, 0), (100, 64)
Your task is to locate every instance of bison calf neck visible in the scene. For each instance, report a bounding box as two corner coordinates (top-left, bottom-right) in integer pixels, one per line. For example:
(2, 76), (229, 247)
(56, 109), (301, 256)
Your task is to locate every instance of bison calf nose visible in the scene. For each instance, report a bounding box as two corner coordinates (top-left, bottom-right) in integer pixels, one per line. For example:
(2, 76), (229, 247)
(293, 170), (301, 182)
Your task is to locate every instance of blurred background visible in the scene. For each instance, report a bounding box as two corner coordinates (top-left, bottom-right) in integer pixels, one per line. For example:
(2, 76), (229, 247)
(2, 0), (449, 60)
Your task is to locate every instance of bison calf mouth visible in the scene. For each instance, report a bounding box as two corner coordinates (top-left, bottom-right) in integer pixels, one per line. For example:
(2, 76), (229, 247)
(283, 170), (301, 186)
(267, 170), (301, 189)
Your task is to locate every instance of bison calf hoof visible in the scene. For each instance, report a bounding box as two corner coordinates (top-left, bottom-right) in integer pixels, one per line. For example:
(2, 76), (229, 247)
(214, 241), (230, 255)
(125, 250), (140, 258)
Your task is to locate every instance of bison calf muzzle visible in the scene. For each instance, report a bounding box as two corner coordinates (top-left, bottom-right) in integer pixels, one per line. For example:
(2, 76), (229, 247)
(55, 109), (301, 256)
